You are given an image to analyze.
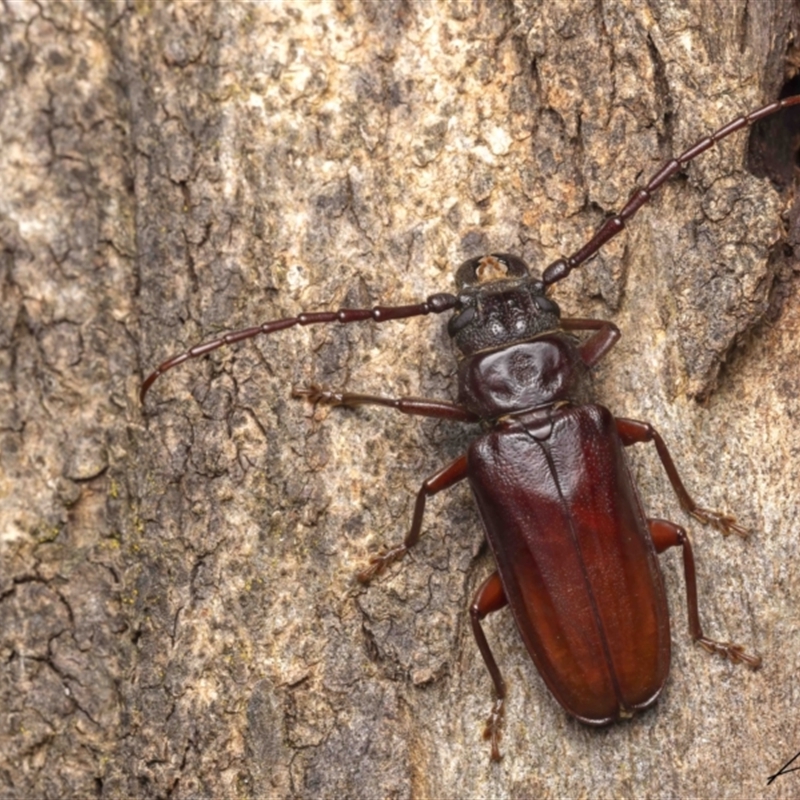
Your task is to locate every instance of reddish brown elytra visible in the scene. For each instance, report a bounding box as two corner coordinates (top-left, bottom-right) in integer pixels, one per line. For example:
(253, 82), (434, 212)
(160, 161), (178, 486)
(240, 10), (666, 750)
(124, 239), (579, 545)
(142, 96), (800, 760)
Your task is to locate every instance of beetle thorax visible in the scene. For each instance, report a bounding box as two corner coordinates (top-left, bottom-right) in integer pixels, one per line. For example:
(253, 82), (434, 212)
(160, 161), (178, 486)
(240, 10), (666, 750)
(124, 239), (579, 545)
(457, 335), (585, 420)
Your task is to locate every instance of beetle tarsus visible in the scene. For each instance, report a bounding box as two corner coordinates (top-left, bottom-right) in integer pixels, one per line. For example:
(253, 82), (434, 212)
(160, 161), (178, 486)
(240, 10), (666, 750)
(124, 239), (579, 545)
(356, 544), (408, 584)
(483, 697), (505, 762)
(697, 637), (762, 670)
(292, 384), (343, 406)
(690, 507), (749, 538)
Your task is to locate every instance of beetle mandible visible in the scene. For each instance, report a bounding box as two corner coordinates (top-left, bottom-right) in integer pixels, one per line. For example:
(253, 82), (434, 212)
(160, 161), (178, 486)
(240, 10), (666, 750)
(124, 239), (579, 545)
(141, 95), (800, 760)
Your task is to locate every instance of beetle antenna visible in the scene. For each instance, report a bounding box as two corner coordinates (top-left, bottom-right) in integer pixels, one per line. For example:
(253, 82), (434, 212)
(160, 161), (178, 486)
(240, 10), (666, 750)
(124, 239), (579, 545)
(140, 292), (457, 403)
(541, 94), (800, 287)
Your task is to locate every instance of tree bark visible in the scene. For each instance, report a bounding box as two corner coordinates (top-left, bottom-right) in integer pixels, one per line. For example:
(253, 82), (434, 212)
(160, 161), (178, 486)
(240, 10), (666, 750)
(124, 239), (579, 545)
(2, 1), (799, 798)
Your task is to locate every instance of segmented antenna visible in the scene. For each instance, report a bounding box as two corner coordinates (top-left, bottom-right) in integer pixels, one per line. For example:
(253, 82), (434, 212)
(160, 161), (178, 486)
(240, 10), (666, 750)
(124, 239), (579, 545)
(541, 94), (800, 286)
(140, 95), (800, 402)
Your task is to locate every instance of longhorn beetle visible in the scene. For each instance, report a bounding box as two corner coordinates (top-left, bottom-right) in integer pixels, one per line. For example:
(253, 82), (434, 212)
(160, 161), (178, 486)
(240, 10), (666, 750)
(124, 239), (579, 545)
(141, 96), (800, 760)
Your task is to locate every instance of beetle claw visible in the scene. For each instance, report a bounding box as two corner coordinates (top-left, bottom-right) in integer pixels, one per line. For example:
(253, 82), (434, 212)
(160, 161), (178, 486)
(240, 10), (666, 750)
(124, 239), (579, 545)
(697, 636), (762, 670)
(483, 697), (505, 762)
(356, 544), (408, 584)
(690, 507), (749, 539)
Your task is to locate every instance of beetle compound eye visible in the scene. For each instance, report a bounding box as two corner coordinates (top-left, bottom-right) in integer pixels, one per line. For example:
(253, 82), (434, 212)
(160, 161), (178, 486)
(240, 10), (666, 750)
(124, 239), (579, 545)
(534, 294), (561, 316)
(448, 306), (477, 336)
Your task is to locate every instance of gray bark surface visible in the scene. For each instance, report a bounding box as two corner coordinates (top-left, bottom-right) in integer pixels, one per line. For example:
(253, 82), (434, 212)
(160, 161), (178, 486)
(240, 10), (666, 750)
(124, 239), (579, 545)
(1, 1), (799, 798)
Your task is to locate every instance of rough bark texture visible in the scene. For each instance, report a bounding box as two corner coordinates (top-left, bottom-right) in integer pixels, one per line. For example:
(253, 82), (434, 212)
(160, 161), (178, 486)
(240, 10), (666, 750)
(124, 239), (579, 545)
(2, 1), (799, 798)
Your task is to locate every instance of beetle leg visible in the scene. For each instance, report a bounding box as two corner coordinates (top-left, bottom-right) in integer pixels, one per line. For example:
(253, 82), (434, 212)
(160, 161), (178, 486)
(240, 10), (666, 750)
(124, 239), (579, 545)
(616, 417), (748, 537)
(561, 318), (621, 367)
(648, 518), (762, 669)
(293, 385), (478, 422)
(356, 454), (469, 583)
(470, 571), (509, 762)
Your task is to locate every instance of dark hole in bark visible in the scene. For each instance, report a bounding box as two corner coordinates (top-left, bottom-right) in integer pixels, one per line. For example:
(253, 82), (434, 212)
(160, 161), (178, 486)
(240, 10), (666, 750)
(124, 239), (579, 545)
(747, 75), (800, 189)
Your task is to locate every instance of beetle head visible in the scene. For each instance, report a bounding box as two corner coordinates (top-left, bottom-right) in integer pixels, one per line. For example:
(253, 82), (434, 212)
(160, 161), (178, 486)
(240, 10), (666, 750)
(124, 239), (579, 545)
(448, 253), (561, 356)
